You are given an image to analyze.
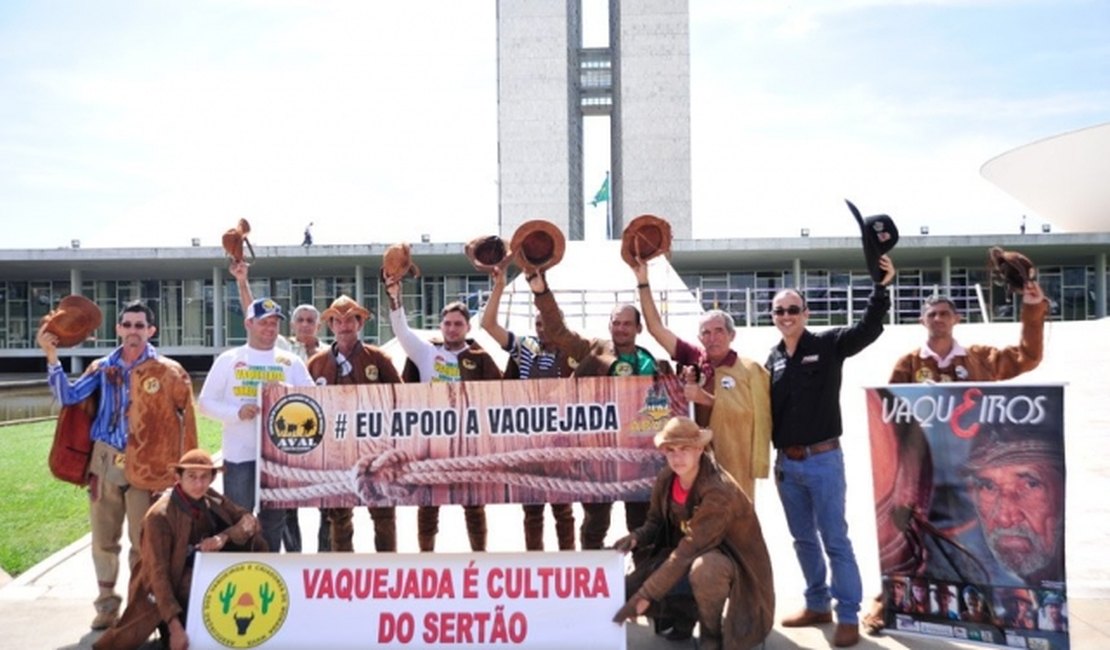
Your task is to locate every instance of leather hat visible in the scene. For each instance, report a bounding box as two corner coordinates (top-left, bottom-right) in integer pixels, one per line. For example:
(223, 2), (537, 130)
(988, 246), (1037, 293)
(321, 295), (371, 322)
(509, 220), (565, 274)
(846, 199), (899, 282)
(653, 416), (713, 448)
(172, 448), (222, 472)
(380, 242), (421, 283)
(464, 235), (511, 273)
(621, 214), (673, 268)
(221, 218), (254, 264)
(40, 295), (102, 347)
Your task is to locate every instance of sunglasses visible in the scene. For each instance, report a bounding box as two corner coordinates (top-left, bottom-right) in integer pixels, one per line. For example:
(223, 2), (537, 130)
(772, 305), (804, 316)
(118, 321), (149, 329)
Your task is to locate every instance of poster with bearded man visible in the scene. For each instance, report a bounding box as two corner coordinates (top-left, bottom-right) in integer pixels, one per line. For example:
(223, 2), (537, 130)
(867, 383), (1068, 650)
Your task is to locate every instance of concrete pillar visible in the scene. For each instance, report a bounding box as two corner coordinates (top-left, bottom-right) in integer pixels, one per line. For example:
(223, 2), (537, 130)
(941, 255), (952, 294)
(69, 268), (85, 373)
(1096, 253), (1107, 319)
(212, 266), (223, 350)
(355, 264), (364, 306)
(792, 258), (802, 289)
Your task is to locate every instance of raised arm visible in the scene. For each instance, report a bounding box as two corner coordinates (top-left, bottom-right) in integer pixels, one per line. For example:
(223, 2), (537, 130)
(528, 271), (593, 361)
(480, 265), (511, 349)
(229, 261), (253, 315)
(633, 259), (679, 357)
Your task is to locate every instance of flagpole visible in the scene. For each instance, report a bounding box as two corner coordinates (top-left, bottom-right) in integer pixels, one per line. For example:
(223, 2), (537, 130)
(605, 171), (612, 240)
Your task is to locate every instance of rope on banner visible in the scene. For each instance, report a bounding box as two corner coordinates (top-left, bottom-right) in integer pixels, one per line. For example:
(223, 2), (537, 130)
(260, 445), (660, 505)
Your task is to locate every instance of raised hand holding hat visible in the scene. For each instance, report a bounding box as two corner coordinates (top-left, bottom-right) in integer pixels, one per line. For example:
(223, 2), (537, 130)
(846, 199), (899, 283)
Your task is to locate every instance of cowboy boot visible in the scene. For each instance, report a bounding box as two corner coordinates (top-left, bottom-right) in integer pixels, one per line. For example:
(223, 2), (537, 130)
(326, 508), (354, 552)
(580, 502), (612, 550)
(552, 503), (576, 550)
(417, 506), (439, 552)
(464, 505), (487, 551)
(370, 507), (397, 552)
(522, 504), (545, 551)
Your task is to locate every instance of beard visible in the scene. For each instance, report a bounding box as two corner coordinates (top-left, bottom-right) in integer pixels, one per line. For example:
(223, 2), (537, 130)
(985, 522), (1058, 579)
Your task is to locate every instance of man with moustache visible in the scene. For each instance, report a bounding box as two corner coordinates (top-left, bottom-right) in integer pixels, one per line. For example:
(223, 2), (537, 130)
(307, 295), (402, 553)
(385, 279), (502, 552)
(766, 255), (895, 647)
(38, 301), (198, 631)
(198, 298), (314, 553)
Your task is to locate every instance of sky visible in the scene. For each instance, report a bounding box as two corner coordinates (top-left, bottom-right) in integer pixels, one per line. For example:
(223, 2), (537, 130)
(0, 0), (1107, 250)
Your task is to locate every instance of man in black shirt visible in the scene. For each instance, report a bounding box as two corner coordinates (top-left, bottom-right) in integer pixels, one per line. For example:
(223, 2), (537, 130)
(766, 255), (894, 648)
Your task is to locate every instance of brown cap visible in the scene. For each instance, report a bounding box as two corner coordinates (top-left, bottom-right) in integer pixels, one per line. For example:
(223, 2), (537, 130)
(653, 416), (713, 448)
(221, 218), (254, 264)
(172, 448), (222, 472)
(321, 295), (371, 322)
(509, 220), (565, 274)
(989, 246), (1037, 293)
(41, 295), (103, 347)
(380, 242), (421, 283)
(464, 235), (511, 273)
(621, 214), (673, 268)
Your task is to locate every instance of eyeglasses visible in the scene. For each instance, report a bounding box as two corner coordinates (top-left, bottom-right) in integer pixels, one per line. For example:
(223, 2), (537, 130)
(772, 305), (804, 317)
(118, 321), (149, 329)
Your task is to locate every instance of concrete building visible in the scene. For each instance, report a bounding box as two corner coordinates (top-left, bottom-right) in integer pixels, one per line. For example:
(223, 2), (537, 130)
(497, 0), (691, 240)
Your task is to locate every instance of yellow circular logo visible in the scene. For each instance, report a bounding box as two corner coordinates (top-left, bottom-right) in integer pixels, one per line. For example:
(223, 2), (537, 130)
(268, 394), (325, 455)
(201, 561), (288, 648)
(142, 377), (161, 394)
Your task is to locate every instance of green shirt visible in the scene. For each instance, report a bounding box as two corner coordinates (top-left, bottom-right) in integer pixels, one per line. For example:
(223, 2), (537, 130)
(610, 346), (657, 377)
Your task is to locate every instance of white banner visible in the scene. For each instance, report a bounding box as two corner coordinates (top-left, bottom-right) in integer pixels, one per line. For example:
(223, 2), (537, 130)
(185, 551), (627, 650)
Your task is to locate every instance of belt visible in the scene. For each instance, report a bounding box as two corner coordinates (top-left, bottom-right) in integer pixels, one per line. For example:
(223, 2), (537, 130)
(781, 438), (840, 461)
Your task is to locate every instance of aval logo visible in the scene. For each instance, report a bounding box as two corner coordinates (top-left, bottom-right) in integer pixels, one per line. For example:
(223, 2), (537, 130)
(202, 561), (289, 648)
(268, 394), (325, 454)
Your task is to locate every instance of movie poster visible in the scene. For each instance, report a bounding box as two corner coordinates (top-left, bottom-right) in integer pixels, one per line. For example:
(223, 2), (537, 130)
(867, 384), (1069, 649)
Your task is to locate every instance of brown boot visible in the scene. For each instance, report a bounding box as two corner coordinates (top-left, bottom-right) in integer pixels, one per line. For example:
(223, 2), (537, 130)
(580, 502), (612, 550)
(369, 507), (396, 552)
(91, 592), (120, 630)
(326, 508), (354, 552)
(464, 505), (487, 551)
(834, 623), (861, 647)
(417, 506), (439, 552)
(781, 608), (833, 627)
(552, 503), (576, 550)
(522, 504), (545, 551)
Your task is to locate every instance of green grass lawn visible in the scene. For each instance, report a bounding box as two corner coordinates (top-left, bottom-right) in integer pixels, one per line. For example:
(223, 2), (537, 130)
(0, 413), (223, 577)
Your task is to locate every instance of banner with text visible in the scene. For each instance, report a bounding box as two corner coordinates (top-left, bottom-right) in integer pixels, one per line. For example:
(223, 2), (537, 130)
(868, 383), (1069, 650)
(185, 550), (627, 650)
(259, 375), (685, 509)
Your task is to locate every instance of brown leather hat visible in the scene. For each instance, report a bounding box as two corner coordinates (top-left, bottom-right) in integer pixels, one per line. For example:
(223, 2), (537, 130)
(654, 416), (713, 448)
(172, 448), (222, 472)
(321, 295), (371, 322)
(464, 235), (511, 273)
(621, 214), (673, 268)
(221, 218), (254, 264)
(380, 242), (421, 283)
(989, 246), (1037, 293)
(509, 220), (565, 274)
(41, 295), (102, 347)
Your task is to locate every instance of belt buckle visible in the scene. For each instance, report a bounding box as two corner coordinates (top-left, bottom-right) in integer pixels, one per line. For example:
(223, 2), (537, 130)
(784, 446), (806, 461)
(113, 453), (126, 469)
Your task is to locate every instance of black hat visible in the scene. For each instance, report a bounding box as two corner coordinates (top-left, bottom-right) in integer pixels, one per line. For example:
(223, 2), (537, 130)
(846, 199), (899, 283)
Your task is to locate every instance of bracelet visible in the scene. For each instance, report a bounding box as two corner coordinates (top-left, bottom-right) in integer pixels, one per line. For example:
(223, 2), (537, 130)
(637, 283), (649, 289)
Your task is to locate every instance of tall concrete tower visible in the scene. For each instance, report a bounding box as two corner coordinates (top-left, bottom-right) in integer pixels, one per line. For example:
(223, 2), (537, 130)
(496, 0), (691, 241)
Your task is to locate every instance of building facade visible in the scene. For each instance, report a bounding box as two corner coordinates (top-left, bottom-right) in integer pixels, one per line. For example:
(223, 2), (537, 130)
(3, 232), (1105, 373)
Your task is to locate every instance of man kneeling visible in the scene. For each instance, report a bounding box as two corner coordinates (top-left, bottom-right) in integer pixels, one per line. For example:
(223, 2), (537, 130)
(94, 449), (267, 650)
(612, 417), (775, 650)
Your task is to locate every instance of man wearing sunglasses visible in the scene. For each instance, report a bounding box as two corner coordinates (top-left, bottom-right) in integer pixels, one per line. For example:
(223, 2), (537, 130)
(767, 255), (896, 648)
(38, 300), (198, 632)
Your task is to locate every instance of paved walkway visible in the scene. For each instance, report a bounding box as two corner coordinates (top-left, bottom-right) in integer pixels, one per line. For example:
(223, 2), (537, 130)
(3, 319), (1108, 649)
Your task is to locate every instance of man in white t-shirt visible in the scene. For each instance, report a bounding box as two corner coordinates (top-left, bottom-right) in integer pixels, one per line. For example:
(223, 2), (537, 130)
(198, 297), (314, 552)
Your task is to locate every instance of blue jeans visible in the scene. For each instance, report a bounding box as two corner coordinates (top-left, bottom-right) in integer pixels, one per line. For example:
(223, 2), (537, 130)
(774, 448), (862, 624)
(224, 460), (286, 553)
